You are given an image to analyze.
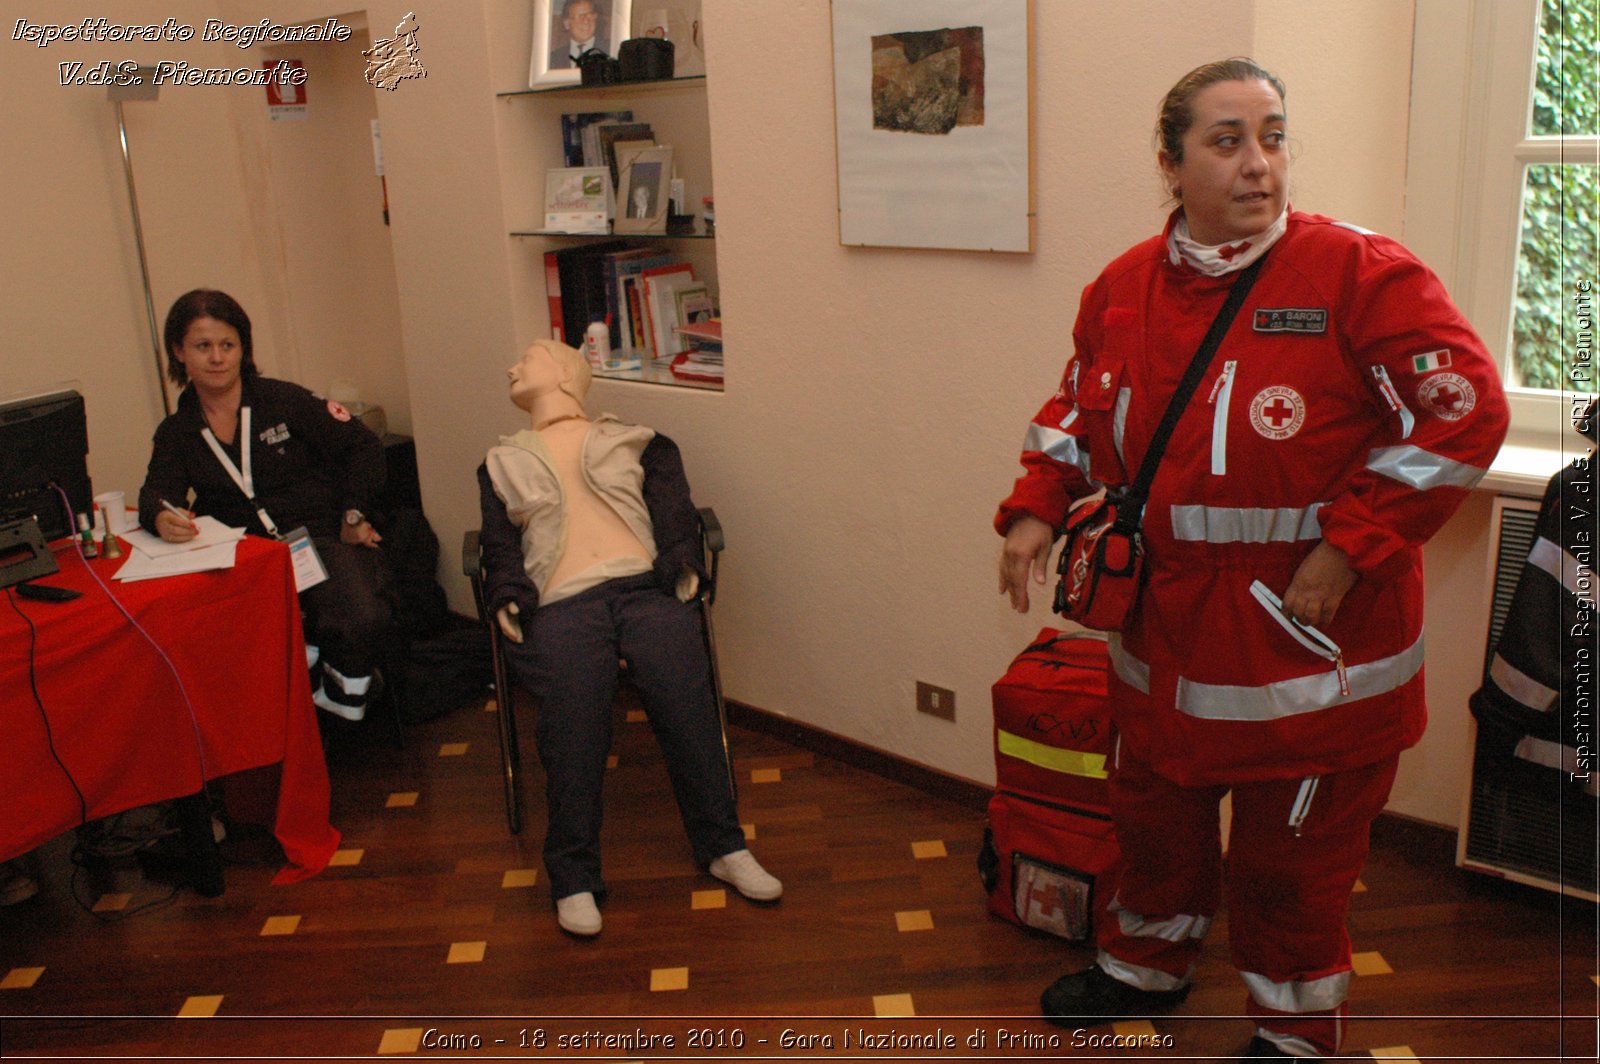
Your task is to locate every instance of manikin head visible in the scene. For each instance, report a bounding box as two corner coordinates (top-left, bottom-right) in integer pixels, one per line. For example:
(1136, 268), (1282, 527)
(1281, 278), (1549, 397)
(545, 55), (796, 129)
(507, 339), (591, 413)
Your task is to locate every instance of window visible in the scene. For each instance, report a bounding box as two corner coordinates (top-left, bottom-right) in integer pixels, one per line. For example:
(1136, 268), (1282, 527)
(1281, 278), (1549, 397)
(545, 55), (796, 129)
(1513, 0), (1597, 393)
(1408, 0), (1599, 439)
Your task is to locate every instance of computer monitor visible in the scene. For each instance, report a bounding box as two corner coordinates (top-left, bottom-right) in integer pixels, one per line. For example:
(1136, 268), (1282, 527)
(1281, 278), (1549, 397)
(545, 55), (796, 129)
(0, 389), (92, 542)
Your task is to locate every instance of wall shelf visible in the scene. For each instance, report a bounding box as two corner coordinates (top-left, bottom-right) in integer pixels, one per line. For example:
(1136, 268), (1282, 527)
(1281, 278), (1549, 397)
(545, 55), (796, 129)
(501, 72), (718, 391)
(497, 75), (706, 100)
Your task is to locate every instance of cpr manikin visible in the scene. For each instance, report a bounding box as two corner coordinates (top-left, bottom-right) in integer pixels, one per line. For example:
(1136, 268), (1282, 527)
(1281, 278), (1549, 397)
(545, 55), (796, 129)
(476, 339), (781, 937)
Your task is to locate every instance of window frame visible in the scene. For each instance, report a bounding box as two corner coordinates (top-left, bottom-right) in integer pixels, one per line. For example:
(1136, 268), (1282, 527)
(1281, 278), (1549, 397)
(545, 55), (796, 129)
(1406, 0), (1599, 443)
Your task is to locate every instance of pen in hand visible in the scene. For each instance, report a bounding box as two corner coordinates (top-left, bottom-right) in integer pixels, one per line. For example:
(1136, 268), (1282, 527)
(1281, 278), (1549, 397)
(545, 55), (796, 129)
(159, 498), (199, 534)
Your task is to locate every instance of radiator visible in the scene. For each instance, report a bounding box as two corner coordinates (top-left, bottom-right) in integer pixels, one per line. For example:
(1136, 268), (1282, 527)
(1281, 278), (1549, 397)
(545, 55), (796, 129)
(1455, 493), (1598, 901)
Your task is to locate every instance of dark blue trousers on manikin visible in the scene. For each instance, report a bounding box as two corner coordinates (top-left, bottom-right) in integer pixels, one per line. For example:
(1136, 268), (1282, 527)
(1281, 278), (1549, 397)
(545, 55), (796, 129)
(500, 572), (745, 900)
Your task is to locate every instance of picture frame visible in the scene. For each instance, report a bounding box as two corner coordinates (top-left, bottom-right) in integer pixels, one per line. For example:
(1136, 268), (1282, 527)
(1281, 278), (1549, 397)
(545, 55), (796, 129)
(830, 0), (1034, 252)
(530, 0), (634, 88)
(543, 166), (613, 233)
(615, 145), (674, 234)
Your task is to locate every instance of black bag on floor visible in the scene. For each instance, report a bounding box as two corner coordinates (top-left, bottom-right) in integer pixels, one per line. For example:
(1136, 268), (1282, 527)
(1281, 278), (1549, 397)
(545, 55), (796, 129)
(398, 623), (494, 724)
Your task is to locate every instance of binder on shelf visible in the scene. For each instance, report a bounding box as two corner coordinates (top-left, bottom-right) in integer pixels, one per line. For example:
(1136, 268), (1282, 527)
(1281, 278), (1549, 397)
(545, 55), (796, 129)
(552, 240), (633, 347)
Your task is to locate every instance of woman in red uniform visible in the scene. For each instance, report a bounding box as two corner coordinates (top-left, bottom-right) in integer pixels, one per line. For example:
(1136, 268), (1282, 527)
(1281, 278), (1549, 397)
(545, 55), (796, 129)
(995, 59), (1507, 1061)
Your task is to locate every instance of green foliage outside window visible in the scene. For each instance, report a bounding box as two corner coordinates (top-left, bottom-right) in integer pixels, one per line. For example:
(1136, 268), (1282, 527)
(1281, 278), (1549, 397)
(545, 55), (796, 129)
(1513, 0), (1598, 391)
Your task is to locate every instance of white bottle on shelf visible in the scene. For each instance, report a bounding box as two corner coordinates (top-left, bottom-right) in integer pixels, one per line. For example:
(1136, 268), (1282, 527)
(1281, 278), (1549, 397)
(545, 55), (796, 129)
(583, 320), (610, 369)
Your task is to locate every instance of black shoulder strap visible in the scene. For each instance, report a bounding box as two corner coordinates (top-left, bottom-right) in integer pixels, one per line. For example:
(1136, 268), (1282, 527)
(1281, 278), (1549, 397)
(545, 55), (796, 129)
(1120, 252), (1269, 523)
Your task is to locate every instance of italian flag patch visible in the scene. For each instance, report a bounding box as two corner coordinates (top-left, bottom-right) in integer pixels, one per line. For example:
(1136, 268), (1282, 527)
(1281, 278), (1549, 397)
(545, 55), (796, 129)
(1411, 349), (1452, 373)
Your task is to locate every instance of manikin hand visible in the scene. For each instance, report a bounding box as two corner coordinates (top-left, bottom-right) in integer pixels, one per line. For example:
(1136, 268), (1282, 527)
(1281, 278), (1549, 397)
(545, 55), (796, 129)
(998, 515), (1055, 613)
(497, 602), (524, 644)
(1282, 540), (1358, 628)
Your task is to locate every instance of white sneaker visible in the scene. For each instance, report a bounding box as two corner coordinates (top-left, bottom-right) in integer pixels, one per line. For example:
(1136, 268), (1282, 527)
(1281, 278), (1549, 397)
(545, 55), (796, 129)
(313, 684), (366, 722)
(709, 849), (782, 901)
(555, 891), (602, 936)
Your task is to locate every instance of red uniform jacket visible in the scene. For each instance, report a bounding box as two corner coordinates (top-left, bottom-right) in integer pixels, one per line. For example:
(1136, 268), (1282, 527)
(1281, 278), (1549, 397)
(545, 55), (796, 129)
(996, 211), (1510, 785)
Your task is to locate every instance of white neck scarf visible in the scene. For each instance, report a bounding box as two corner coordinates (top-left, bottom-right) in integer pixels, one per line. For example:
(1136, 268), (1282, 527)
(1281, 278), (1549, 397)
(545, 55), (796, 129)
(1167, 206), (1288, 276)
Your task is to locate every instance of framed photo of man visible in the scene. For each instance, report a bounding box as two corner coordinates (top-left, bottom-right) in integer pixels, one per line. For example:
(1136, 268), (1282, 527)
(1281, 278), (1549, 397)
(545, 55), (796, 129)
(530, 0), (633, 88)
(615, 146), (673, 234)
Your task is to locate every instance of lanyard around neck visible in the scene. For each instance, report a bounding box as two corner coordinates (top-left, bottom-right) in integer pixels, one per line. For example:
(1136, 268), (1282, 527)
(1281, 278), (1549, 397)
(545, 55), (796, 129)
(200, 406), (280, 537)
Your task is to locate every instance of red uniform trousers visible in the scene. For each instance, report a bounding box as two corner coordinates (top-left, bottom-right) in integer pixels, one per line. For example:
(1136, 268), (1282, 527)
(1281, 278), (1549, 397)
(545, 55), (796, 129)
(1099, 745), (1400, 1056)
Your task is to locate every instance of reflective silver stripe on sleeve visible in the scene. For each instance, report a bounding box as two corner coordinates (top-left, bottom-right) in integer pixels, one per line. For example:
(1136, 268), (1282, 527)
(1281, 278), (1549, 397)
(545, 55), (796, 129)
(1528, 536), (1598, 605)
(1489, 654), (1559, 712)
(1365, 445), (1489, 491)
(1175, 634), (1425, 721)
(1107, 634), (1151, 694)
(1240, 969), (1350, 1013)
(1170, 503), (1325, 544)
(1514, 735), (1583, 774)
(1113, 387), (1131, 470)
(1022, 423), (1093, 481)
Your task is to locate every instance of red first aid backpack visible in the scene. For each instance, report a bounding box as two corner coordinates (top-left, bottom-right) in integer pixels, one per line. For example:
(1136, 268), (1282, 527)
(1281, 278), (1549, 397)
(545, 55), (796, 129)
(979, 628), (1121, 941)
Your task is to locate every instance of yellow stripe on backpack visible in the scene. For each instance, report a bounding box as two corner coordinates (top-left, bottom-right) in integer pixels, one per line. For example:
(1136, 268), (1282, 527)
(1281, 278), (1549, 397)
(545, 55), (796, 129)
(997, 728), (1108, 780)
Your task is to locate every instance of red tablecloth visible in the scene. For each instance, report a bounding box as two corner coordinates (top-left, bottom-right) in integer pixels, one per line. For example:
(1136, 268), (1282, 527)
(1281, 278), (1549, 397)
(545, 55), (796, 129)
(1, 534), (340, 882)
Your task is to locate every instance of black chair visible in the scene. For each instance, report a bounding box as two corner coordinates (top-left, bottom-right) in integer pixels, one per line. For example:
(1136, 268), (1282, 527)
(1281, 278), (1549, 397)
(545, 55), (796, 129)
(461, 508), (734, 835)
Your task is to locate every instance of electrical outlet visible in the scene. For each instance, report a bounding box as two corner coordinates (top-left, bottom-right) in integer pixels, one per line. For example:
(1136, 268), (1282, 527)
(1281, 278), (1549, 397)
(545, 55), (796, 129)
(916, 681), (956, 721)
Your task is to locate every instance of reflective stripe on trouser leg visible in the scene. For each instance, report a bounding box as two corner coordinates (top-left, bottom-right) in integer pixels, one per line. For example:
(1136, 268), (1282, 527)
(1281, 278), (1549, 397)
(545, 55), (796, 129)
(1096, 739), (1224, 989)
(1252, 1027), (1330, 1059)
(1226, 755), (1401, 1057)
(314, 660), (372, 718)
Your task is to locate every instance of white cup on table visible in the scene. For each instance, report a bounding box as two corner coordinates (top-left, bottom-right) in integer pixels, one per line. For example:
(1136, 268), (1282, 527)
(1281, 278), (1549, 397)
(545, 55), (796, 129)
(94, 491), (127, 536)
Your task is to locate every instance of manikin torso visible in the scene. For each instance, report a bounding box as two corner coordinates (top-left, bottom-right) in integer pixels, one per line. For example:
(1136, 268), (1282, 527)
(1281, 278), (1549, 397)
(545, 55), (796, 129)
(538, 416), (650, 594)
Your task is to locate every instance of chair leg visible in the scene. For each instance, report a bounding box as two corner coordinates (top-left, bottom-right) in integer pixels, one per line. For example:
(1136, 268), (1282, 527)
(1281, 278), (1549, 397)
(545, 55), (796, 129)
(489, 626), (522, 835)
(698, 598), (737, 804)
(376, 641), (407, 750)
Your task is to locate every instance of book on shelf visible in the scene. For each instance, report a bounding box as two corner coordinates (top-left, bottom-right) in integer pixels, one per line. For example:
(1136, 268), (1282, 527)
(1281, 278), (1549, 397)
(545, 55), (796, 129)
(543, 250), (565, 343)
(561, 110), (633, 168)
(669, 348), (724, 383)
(623, 274), (649, 350)
(599, 245), (673, 350)
(674, 318), (722, 347)
(672, 283), (715, 330)
(639, 262), (697, 361)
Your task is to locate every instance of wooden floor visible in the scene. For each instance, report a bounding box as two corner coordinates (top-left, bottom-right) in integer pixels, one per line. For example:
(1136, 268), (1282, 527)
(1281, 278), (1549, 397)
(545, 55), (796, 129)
(2, 687), (1596, 1062)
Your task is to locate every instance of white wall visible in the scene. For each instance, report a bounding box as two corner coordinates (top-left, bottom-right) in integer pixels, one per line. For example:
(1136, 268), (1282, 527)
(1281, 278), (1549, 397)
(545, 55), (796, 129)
(1, 0), (1505, 827)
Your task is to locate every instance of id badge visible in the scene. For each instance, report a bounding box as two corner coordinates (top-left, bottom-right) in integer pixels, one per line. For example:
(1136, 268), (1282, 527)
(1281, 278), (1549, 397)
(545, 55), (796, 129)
(283, 526), (330, 592)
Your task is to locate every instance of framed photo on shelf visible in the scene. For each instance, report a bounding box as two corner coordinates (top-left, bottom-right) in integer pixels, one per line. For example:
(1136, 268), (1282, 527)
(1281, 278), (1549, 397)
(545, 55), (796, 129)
(530, 0), (634, 88)
(615, 146), (674, 234)
(544, 167), (612, 232)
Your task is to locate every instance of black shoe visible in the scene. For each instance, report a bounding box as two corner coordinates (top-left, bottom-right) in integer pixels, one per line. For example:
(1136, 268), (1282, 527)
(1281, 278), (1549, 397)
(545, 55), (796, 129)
(1240, 1035), (1315, 1060)
(1039, 965), (1190, 1027)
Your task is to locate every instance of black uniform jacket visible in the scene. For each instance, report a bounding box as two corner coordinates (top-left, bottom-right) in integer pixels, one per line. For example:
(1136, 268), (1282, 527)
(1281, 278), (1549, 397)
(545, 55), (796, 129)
(138, 375), (385, 541)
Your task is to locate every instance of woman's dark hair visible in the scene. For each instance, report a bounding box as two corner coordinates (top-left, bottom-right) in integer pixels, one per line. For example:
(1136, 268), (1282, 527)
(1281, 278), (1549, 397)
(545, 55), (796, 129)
(1157, 57), (1287, 165)
(163, 288), (256, 386)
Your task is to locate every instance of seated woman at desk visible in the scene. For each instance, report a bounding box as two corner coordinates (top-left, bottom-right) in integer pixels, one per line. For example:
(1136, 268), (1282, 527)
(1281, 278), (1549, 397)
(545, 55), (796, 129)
(137, 288), (393, 723)
(477, 338), (781, 937)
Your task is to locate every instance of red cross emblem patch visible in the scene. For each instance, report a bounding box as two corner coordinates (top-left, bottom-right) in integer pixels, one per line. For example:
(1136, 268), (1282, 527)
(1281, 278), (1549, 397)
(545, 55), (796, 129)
(1417, 372), (1477, 421)
(1249, 386), (1307, 440)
